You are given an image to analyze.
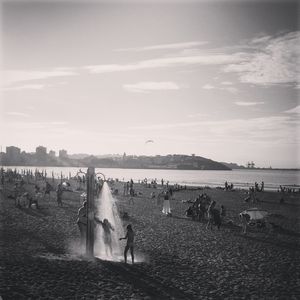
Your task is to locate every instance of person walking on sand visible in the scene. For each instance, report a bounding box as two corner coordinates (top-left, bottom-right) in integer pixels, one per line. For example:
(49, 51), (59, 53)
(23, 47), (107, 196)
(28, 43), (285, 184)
(95, 218), (115, 257)
(162, 190), (171, 215)
(56, 183), (63, 206)
(77, 201), (88, 247)
(119, 224), (135, 264)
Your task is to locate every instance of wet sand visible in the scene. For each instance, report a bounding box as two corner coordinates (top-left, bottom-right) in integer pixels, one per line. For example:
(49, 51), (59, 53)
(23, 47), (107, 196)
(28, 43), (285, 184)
(1, 180), (299, 299)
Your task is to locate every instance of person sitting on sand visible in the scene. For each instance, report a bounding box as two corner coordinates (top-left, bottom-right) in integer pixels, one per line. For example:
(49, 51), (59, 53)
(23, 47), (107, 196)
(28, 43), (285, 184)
(119, 224), (135, 264)
(77, 201), (88, 246)
(95, 218), (115, 257)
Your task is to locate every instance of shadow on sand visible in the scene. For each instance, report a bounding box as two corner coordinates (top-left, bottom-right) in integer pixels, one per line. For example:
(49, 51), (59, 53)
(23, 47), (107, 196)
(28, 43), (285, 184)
(99, 258), (196, 300)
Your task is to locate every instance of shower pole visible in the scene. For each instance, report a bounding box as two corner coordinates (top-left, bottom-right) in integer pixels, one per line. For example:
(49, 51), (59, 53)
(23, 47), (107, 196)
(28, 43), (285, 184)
(86, 167), (95, 258)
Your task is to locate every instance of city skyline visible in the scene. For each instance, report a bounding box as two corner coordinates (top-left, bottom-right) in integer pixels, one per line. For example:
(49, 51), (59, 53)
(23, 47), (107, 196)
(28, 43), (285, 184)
(1, 0), (299, 168)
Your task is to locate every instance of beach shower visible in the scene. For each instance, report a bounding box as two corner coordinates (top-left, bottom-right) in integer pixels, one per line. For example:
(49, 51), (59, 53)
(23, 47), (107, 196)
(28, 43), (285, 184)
(78, 167), (123, 260)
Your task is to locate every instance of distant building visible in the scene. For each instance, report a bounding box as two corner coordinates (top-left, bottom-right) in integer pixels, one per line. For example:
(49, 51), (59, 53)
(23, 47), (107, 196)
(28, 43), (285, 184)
(36, 146), (47, 160)
(6, 146), (21, 163)
(59, 149), (68, 159)
(0, 151), (6, 163)
(49, 150), (56, 158)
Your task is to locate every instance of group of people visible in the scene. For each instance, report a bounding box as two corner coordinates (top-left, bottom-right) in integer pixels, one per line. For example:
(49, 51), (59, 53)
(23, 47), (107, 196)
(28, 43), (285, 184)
(1, 167), (78, 209)
(224, 181), (234, 191)
(185, 194), (225, 230)
(77, 201), (135, 264)
(123, 179), (135, 196)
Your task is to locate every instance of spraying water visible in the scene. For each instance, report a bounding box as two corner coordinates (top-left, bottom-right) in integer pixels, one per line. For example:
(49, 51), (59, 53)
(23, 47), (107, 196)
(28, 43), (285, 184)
(94, 182), (125, 261)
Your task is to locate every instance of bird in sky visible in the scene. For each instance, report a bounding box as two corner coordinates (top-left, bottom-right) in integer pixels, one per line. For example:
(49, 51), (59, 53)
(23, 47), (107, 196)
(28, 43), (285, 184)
(145, 140), (154, 144)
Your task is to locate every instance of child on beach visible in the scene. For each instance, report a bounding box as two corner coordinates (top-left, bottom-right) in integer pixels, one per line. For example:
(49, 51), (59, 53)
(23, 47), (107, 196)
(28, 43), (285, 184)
(119, 224), (135, 264)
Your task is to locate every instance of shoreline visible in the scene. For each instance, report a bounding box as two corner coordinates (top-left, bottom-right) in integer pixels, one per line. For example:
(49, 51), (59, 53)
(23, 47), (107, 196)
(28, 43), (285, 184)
(2, 166), (300, 192)
(2, 164), (300, 171)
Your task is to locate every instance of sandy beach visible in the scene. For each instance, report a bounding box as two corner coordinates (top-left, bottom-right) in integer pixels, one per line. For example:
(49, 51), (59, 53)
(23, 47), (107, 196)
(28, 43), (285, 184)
(1, 179), (299, 299)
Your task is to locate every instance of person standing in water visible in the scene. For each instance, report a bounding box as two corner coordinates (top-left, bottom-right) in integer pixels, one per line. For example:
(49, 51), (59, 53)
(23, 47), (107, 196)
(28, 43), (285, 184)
(119, 224), (135, 264)
(95, 218), (115, 257)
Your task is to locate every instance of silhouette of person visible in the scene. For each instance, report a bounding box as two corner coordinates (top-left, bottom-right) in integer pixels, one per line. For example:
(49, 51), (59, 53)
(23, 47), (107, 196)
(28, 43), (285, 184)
(120, 224), (135, 264)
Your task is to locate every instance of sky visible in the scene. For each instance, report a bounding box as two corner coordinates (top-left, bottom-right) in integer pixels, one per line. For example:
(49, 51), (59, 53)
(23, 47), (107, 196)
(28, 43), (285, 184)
(0, 0), (299, 168)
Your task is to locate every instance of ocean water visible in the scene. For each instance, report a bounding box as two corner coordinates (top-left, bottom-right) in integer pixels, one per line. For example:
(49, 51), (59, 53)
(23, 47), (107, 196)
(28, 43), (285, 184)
(5, 166), (300, 190)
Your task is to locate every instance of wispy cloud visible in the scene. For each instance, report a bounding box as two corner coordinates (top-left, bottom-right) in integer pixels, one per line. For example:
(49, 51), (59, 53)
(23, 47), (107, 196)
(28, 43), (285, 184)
(285, 105), (300, 114)
(115, 41), (208, 52)
(85, 53), (245, 74)
(224, 87), (238, 93)
(202, 84), (215, 90)
(221, 81), (233, 85)
(5, 112), (30, 118)
(202, 83), (238, 93)
(235, 101), (265, 106)
(123, 81), (182, 93)
(2, 68), (78, 86)
(224, 31), (299, 85)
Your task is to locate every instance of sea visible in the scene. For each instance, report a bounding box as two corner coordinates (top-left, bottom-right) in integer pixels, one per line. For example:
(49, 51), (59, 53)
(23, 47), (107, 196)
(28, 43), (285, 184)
(4, 166), (300, 191)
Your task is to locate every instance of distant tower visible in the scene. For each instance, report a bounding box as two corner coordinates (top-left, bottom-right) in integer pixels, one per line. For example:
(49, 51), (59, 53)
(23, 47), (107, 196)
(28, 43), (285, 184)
(59, 149), (68, 159)
(123, 152), (126, 160)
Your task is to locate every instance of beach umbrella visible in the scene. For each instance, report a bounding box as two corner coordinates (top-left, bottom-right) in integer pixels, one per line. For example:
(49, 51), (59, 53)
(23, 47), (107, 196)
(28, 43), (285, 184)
(240, 208), (268, 220)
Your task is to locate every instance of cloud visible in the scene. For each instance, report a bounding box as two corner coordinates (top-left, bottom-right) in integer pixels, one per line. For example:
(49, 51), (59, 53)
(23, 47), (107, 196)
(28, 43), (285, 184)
(202, 84), (215, 90)
(5, 112), (30, 118)
(235, 101), (265, 106)
(2, 68), (78, 86)
(221, 81), (233, 85)
(115, 41), (208, 52)
(123, 81), (182, 93)
(223, 87), (238, 93)
(85, 53), (245, 74)
(224, 31), (299, 85)
(285, 105), (300, 114)
(202, 83), (238, 93)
